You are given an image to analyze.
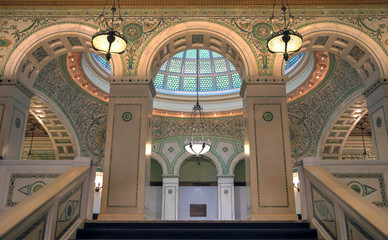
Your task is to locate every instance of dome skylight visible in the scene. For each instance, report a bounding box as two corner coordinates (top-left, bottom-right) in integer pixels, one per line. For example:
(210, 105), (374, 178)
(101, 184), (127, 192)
(154, 49), (241, 96)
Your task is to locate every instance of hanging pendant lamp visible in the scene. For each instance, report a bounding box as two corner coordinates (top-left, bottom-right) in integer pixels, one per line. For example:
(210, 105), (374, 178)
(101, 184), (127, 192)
(91, 0), (127, 61)
(266, 0), (303, 61)
(184, 49), (211, 157)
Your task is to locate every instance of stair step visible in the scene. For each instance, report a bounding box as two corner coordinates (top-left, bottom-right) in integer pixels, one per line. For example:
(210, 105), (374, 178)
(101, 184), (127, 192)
(83, 222), (311, 230)
(76, 221), (317, 240)
(77, 228), (317, 239)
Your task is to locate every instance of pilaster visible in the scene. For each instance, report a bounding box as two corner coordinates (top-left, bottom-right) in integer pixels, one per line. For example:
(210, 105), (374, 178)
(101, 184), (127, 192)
(217, 175), (235, 220)
(0, 79), (33, 160)
(241, 76), (297, 220)
(161, 175), (179, 220)
(99, 76), (154, 220)
(363, 77), (388, 160)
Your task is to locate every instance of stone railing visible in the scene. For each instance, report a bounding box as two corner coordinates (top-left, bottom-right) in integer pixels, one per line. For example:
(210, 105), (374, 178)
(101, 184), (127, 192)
(0, 158), (96, 240)
(298, 158), (388, 239)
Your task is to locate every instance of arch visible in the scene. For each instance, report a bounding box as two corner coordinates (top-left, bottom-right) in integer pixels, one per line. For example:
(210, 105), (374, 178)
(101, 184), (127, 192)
(228, 152), (245, 175)
(173, 151), (223, 176)
(275, 22), (388, 86)
(27, 95), (80, 159)
(151, 152), (168, 175)
(137, 21), (258, 79)
(3, 23), (123, 88)
(316, 92), (367, 159)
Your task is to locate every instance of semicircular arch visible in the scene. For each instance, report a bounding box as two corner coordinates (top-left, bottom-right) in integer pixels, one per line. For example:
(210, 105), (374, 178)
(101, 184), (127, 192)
(151, 152), (169, 175)
(228, 152), (245, 175)
(137, 21), (259, 79)
(173, 151), (223, 176)
(273, 22), (388, 85)
(3, 23), (123, 88)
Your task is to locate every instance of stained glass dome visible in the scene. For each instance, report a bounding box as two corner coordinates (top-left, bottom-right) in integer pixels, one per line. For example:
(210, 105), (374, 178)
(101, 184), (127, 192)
(91, 53), (111, 74)
(154, 49), (241, 96)
(284, 52), (305, 74)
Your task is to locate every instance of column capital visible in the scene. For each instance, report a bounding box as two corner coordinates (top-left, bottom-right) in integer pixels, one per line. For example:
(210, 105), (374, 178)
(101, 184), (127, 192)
(162, 174), (179, 178)
(240, 76), (288, 97)
(108, 76), (156, 97)
(0, 78), (34, 98)
(363, 77), (388, 98)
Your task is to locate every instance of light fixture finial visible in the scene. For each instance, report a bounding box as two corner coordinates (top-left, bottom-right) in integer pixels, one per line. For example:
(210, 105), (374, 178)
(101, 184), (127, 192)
(266, 0), (303, 61)
(91, 0), (127, 61)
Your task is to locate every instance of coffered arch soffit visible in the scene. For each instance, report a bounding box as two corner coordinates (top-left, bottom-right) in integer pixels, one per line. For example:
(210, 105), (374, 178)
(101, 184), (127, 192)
(3, 23), (123, 89)
(317, 94), (368, 160)
(137, 21), (259, 79)
(292, 23), (387, 86)
(28, 95), (80, 160)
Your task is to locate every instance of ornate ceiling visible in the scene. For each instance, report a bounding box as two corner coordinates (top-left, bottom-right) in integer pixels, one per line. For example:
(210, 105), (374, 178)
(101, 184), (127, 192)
(2, 0), (387, 7)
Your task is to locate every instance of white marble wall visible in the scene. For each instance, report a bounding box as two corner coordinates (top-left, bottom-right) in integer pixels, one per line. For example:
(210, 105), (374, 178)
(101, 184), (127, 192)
(178, 186), (218, 220)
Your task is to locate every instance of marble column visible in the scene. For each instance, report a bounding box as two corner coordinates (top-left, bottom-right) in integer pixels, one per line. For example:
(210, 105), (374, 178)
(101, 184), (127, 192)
(99, 76), (155, 220)
(0, 80), (32, 160)
(364, 77), (388, 160)
(162, 175), (179, 220)
(240, 76), (297, 220)
(217, 175), (235, 220)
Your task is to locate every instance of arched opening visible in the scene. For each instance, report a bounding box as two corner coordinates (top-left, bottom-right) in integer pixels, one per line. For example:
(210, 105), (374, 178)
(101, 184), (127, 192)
(148, 159), (163, 219)
(22, 96), (78, 160)
(178, 156), (218, 220)
(233, 159), (247, 220)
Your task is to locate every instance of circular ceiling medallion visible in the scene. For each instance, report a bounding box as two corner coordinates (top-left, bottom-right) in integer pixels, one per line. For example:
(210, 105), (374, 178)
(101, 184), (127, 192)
(252, 23), (272, 41)
(123, 23), (143, 42)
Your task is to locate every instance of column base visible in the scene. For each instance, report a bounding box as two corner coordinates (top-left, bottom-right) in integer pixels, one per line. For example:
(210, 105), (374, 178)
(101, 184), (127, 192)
(247, 214), (298, 221)
(98, 214), (146, 220)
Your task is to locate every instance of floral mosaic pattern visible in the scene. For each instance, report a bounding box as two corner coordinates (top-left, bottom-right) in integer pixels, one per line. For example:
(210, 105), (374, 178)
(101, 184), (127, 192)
(152, 116), (244, 140)
(288, 57), (363, 162)
(0, 8), (386, 76)
(34, 59), (108, 166)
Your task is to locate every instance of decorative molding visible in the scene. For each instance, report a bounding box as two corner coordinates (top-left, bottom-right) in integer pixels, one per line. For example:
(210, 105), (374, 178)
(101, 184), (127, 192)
(2, 0), (387, 6)
(363, 78), (388, 97)
(0, 78), (34, 98)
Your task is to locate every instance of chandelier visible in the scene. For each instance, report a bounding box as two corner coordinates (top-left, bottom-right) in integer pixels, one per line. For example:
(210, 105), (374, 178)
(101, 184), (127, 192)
(184, 49), (211, 157)
(266, 0), (303, 61)
(91, 0), (127, 61)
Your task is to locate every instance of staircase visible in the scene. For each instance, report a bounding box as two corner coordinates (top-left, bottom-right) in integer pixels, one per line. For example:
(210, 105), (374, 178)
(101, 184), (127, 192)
(76, 221), (317, 239)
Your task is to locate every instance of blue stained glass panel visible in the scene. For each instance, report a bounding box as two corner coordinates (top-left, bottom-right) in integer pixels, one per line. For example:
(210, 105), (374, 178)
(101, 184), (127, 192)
(183, 77), (197, 91)
(232, 73), (241, 88)
(185, 49), (197, 59)
(92, 53), (111, 72)
(212, 52), (223, 58)
(169, 60), (182, 73)
(174, 51), (184, 58)
(166, 75), (180, 90)
(214, 60), (227, 73)
(160, 61), (168, 71)
(154, 73), (165, 88)
(200, 77), (213, 91)
(184, 61), (197, 74)
(285, 52), (304, 72)
(200, 61), (212, 74)
(199, 50), (210, 59)
(228, 61), (236, 71)
(216, 75), (230, 90)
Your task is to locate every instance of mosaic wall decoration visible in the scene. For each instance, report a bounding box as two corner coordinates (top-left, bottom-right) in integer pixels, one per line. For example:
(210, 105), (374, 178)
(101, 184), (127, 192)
(7, 173), (59, 206)
(311, 184), (337, 239)
(0, 7), (386, 77)
(34, 59), (108, 168)
(15, 214), (47, 240)
(153, 135), (243, 175)
(55, 184), (82, 239)
(288, 57), (363, 163)
(332, 173), (387, 207)
(344, 213), (375, 240)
